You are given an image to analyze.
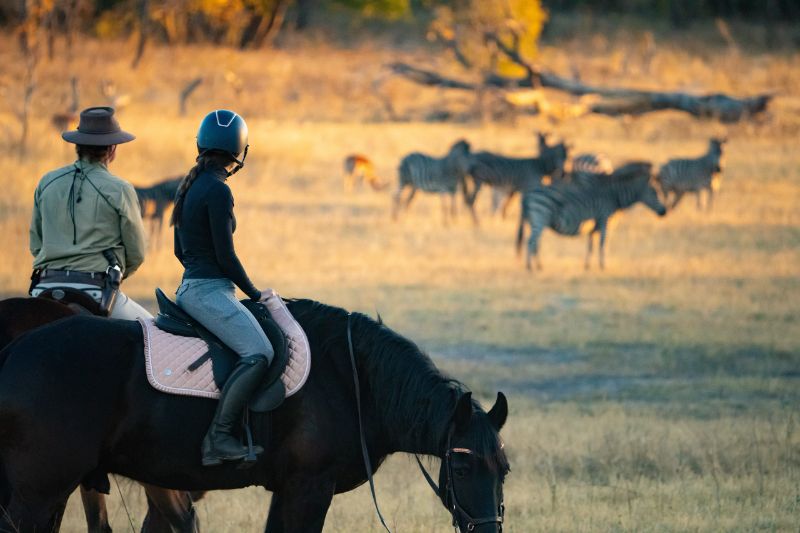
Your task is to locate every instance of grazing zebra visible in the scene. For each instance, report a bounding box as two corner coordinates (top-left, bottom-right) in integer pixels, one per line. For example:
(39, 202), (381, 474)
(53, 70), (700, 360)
(567, 152), (614, 188)
(467, 133), (569, 221)
(343, 154), (388, 192)
(392, 139), (472, 224)
(516, 162), (666, 271)
(135, 176), (182, 243)
(656, 138), (726, 211)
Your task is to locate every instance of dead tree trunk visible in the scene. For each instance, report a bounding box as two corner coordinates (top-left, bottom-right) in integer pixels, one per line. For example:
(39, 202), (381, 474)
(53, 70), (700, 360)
(388, 32), (772, 123)
(239, 0), (290, 50)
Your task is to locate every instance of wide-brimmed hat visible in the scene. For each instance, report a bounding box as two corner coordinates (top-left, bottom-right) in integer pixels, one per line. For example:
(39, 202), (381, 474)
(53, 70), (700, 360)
(62, 106), (135, 146)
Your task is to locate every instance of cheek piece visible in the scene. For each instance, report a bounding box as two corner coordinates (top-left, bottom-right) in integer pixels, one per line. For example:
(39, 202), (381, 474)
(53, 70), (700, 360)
(228, 145), (249, 177)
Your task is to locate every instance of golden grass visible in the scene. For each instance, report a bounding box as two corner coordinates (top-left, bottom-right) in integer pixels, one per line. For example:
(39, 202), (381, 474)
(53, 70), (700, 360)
(0, 21), (798, 531)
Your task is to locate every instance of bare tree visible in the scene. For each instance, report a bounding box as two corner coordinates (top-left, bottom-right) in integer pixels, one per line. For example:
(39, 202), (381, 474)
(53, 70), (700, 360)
(239, 0), (292, 49)
(131, 0), (149, 68)
(179, 77), (203, 116)
(16, 0), (42, 158)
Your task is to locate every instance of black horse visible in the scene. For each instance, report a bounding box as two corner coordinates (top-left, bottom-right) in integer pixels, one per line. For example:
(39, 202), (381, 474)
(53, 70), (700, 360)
(0, 297), (200, 532)
(0, 298), (509, 532)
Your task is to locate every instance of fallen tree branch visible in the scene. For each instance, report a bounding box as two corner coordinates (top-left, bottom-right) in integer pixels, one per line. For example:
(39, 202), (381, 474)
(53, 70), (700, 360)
(388, 63), (477, 90)
(388, 61), (772, 122)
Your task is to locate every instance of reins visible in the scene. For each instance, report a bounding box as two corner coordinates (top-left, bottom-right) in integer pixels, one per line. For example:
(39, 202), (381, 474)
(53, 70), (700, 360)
(345, 313), (504, 532)
(346, 313), (392, 533)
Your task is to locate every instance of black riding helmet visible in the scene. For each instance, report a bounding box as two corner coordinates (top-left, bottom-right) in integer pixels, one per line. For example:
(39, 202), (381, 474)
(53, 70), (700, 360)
(196, 110), (249, 176)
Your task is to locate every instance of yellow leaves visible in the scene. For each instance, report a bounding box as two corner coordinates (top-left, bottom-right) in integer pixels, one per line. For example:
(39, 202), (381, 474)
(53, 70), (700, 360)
(193, 0), (245, 19)
(431, 0), (547, 76)
(495, 0), (547, 77)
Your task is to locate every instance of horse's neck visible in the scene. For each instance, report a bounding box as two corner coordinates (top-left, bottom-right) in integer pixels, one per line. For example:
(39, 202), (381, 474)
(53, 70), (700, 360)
(362, 366), (455, 456)
(377, 391), (453, 456)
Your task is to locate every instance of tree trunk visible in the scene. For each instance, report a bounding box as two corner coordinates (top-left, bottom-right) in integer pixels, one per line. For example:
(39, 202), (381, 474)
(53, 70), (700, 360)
(131, 0), (149, 69)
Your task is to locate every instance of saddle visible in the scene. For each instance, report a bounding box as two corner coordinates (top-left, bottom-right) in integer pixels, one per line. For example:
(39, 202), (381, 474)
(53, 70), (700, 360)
(153, 288), (288, 412)
(36, 287), (103, 316)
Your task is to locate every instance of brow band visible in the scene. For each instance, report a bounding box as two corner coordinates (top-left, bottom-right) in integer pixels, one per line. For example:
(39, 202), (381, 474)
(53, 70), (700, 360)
(450, 447), (473, 454)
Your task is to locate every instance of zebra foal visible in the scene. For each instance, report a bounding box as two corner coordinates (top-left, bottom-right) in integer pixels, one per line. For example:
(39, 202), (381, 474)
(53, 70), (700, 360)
(392, 139), (472, 224)
(656, 138), (726, 211)
(467, 132), (568, 221)
(516, 162), (666, 271)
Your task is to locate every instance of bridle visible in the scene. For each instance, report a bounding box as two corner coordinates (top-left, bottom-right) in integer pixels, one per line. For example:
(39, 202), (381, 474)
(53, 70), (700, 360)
(415, 429), (505, 532)
(346, 313), (504, 532)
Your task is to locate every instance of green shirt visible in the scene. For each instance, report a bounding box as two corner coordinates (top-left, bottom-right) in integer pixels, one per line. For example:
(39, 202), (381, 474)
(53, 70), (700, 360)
(30, 159), (146, 278)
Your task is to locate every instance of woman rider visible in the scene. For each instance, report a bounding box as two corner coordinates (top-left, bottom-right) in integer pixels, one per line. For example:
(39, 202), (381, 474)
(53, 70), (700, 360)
(172, 110), (274, 466)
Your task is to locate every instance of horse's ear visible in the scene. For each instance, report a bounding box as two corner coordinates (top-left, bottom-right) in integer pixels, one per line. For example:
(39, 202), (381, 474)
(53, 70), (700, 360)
(375, 310), (384, 325)
(487, 392), (508, 431)
(453, 391), (473, 431)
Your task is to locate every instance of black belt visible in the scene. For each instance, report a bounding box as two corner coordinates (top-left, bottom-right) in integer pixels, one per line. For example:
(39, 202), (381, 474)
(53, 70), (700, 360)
(38, 269), (107, 287)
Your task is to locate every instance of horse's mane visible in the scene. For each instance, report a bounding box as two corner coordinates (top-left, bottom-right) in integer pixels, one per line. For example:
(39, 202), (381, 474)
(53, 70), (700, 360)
(286, 298), (508, 473)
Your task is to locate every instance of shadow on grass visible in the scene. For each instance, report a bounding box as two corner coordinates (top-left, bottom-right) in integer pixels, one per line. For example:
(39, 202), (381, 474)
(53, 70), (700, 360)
(431, 341), (800, 418)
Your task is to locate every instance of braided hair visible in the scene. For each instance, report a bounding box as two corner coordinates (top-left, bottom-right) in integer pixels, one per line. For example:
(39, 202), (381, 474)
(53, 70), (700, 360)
(171, 150), (234, 227)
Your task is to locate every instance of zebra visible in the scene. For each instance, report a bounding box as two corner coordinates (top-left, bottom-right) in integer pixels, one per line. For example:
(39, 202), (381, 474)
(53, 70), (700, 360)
(135, 176), (182, 244)
(656, 138), (726, 211)
(466, 132), (569, 221)
(392, 139), (472, 224)
(516, 162), (666, 271)
(343, 154), (388, 192)
(567, 152), (614, 188)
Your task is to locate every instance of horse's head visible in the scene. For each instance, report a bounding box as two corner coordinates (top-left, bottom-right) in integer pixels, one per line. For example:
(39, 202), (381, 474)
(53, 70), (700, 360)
(438, 391), (509, 532)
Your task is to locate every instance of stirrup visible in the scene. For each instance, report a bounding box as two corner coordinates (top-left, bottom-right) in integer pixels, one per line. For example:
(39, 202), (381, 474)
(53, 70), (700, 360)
(237, 410), (261, 469)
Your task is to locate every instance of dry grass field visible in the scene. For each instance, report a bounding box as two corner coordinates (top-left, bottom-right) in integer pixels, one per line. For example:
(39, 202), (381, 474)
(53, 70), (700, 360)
(0, 14), (799, 532)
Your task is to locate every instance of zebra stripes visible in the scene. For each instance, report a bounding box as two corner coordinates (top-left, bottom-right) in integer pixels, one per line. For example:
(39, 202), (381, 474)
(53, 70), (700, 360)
(466, 133), (569, 219)
(392, 139), (472, 223)
(656, 138), (725, 211)
(516, 162), (666, 270)
(567, 152), (614, 188)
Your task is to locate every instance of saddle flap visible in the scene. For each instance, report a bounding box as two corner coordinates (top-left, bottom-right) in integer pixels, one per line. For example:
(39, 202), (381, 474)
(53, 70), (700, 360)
(154, 313), (197, 337)
(155, 287), (194, 325)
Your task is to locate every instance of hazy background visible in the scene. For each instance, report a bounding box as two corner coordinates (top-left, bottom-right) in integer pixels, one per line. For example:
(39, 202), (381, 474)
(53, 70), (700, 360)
(0, 1), (798, 531)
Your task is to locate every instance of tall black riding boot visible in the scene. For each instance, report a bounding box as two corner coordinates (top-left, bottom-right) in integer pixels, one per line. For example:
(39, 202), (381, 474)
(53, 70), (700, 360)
(201, 355), (270, 466)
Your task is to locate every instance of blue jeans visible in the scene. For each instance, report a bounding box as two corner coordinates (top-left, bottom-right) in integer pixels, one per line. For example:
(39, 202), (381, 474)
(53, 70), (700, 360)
(176, 278), (274, 362)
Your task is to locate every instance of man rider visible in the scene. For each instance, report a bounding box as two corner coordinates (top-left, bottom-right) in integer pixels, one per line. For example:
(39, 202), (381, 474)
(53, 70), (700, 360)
(29, 106), (151, 319)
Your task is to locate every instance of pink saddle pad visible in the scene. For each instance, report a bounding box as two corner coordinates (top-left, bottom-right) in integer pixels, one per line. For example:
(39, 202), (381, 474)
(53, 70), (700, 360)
(140, 294), (311, 400)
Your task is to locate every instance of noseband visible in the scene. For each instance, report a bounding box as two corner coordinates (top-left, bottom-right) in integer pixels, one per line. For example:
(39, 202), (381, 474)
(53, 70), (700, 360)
(415, 432), (505, 532)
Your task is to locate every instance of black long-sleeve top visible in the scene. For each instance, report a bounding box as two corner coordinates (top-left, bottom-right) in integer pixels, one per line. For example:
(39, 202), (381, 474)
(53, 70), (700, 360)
(174, 166), (261, 300)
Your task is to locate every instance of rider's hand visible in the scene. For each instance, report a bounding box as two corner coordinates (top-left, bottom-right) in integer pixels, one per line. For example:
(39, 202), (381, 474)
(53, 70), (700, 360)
(259, 288), (276, 302)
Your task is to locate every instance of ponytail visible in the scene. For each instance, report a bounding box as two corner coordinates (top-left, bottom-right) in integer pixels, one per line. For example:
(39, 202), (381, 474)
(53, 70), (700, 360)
(170, 158), (206, 227)
(170, 150), (233, 227)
